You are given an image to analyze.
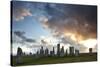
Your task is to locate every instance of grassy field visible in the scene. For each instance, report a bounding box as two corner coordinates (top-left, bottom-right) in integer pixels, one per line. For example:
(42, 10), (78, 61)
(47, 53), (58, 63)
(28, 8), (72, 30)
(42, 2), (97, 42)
(11, 53), (97, 66)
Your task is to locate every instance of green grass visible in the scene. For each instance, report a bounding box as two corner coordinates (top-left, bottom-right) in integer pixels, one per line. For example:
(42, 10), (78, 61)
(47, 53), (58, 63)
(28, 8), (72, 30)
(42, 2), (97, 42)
(11, 53), (97, 66)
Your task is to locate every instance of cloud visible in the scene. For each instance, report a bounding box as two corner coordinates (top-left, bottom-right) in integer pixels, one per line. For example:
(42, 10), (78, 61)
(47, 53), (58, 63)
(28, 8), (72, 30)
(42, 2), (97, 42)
(12, 31), (24, 44)
(25, 38), (36, 43)
(60, 36), (76, 45)
(41, 4), (97, 42)
(13, 31), (36, 43)
(12, 2), (97, 40)
(13, 8), (32, 21)
(41, 39), (48, 44)
(14, 31), (26, 39)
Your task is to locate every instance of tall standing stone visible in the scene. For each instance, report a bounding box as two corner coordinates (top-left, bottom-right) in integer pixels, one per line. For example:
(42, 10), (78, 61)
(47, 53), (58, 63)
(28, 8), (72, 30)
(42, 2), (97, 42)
(60, 46), (64, 57)
(69, 46), (74, 56)
(65, 49), (68, 56)
(40, 46), (44, 57)
(45, 48), (49, 56)
(53, 47), (55, 56)
(57, 44), (60, 56)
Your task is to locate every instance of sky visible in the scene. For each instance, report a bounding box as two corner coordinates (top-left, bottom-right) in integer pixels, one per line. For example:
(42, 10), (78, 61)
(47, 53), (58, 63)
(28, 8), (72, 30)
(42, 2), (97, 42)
(11, 1), (97, 55)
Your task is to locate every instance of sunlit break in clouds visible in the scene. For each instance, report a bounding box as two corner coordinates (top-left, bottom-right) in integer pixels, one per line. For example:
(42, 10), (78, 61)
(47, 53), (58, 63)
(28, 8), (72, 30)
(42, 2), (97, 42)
(11, 1), (97, 55)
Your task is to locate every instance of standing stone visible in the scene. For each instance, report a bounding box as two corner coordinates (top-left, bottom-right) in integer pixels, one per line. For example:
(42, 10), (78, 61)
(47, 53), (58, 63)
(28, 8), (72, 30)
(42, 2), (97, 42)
(89, 48), (93, 55)
(36, 51), (39, 58)
(45, 48), (49, 56)
(30, 52), (32, 56)
(50, 51), (53, 56)
(16, 47), (23, 64)
(65, 49), (68, 56)
(40, 46), (44, 57)
(52, 47), (55, 56)
(75, 49), (79, 56)
(89, 48), (92, 53)
(69, 46), (74, 56)
(57, 44), (60, 56)
(60, 46), (64, 57)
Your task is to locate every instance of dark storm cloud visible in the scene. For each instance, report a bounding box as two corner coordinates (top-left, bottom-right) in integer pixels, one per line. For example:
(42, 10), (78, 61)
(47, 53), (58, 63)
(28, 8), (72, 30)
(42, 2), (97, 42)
(14, 31), (36, 43)
(43, 4), (97, 40)
(14, 31), (26, 39)
(25, 38), (36, 43)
